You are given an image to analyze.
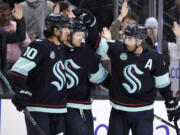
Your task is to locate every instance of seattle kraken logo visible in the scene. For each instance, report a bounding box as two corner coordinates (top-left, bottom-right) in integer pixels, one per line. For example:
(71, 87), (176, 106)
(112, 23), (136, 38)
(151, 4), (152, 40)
(51, 60), (66, 91)
(65, 59), (81, 89)
(122, 64), (144, 93)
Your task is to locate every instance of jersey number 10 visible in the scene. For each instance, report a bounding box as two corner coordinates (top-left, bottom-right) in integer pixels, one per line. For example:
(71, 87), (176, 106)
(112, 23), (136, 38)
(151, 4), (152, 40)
(23, 46), (38, 60)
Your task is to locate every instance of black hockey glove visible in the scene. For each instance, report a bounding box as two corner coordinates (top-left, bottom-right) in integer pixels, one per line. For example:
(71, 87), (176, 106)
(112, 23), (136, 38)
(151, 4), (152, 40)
(12, 90), (31, 111)
(73, 8), (96, 28)
(165, 98), (180, 122)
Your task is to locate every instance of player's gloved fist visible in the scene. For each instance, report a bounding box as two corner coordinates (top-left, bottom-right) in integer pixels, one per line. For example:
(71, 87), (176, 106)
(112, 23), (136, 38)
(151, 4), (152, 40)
(165, 98), (180, 122)
(73, 8), (96, 27)
(12, 90), (32, 111)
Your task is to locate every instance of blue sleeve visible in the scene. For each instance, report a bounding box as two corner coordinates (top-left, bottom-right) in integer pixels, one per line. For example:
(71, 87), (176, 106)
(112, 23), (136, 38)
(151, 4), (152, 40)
(96, 37), (116, 57)
(89, 63), (109, 84)
(152, 53), (173, 101)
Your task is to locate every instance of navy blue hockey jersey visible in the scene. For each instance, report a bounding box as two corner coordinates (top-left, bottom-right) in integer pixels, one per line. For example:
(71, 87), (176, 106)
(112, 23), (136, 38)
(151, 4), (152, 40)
(64, 44), (108, 110)
(7, 39), (67, 113)
(96, 38), (171, 112)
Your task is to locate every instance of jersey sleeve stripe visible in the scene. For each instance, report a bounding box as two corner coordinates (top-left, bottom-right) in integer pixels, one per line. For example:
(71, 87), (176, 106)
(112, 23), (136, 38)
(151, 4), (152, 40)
(90, 63), (108, 84)
(9, 71), (28, 79)
(154, 73), (171, 88)
(11, 57), (36, 76)
(96, 37), (109, 56)
(94, 34), (101, 49)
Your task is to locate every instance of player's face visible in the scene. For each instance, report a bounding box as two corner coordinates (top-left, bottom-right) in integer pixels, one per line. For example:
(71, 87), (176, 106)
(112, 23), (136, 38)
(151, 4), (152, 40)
(124, 35), (137, 52)
(60, 27), (70, 42)
(72, 31), (85, 47)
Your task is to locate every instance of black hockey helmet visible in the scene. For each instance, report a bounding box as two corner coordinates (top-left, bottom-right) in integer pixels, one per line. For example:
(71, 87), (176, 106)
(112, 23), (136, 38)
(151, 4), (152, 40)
(69, 18), (88, 38)
(45, 13), (71, 30)
(124, 23), (147, 39)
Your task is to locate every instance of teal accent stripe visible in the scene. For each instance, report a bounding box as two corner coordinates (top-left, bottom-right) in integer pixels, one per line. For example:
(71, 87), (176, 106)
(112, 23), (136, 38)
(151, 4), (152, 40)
(67, 103), (91, 110)
(26, 107), (67, 113)
(167, 105), (179, 111)
(90, 64), (108, 84)
(96, 37), (109, 56)
(154, 73), (170, 88)
(11, 57), (36, 76)
(110, 101), (153, 112)
(19, 90), (32, 96)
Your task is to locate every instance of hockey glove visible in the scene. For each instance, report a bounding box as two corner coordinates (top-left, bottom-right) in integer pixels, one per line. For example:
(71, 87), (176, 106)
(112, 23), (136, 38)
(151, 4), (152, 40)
(165, 98), (180, 122)
(12, 90), (32, 111)
(73, 8), (96, 28)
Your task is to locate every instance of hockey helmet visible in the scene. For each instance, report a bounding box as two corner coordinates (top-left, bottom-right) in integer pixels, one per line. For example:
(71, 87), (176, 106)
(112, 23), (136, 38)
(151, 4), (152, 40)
(69, 18), (88, 38)
(124, 23), (147, 39)
(45, 13), (71, 30)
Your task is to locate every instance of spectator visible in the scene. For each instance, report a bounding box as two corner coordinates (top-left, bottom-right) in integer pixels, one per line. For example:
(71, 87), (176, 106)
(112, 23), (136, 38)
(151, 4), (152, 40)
(0, 3), (25, 75)
(109, 1), (139, 40)
(163, 0), (180, 42)
(19, 0), (54, 40)
(109, 1), (139, 41)
(0, 3), (25, 94)
(144, 17), (180, 68)
(53, 1), (75, 17)
(0, 2), (31, 69)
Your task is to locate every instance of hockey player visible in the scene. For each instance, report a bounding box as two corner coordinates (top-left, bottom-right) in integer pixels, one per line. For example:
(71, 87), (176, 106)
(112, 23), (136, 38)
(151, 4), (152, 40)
(7, 13), (71, 135)
(63, 19), (108, 135)
(57, 7), (180, 135)
(94, 23), (180, 135)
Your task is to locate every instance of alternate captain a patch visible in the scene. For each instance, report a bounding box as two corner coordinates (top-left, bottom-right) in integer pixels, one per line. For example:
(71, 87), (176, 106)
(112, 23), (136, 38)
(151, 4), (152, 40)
(120, 53), (128, 61)
(50, 51), (56, 59)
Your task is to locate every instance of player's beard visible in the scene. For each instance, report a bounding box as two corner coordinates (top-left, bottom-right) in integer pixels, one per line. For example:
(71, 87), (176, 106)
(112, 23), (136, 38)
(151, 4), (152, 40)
(126, 44), (140, 53)
(56, 35), (64, 44)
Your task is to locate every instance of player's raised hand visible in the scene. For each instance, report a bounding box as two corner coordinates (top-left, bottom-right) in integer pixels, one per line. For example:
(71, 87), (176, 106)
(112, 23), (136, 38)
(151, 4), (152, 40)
(12, 3), (23, 20)
(172, 21), (180, 38)
(101, 27), (112, 40)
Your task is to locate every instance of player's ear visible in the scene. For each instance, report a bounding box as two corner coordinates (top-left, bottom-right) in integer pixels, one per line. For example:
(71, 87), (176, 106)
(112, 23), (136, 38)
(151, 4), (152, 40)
(53, 27), (60, 36)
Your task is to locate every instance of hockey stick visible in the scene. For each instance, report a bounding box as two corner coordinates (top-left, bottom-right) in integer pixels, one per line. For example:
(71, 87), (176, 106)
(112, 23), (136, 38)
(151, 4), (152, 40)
(23, 109), (46, 135)
(174, 120), (180, 135)
(0, 72), (47, 135)
(154, 114), (180, 134)
(151, 28), (160, 53)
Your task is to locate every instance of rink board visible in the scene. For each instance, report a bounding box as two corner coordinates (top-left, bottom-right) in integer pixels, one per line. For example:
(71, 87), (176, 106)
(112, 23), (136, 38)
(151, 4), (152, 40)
(0, 99), (180, 135)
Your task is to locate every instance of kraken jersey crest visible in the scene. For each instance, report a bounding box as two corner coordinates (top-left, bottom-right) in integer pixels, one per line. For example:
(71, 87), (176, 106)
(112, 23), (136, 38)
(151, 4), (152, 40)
(122, 64), (144, 93)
